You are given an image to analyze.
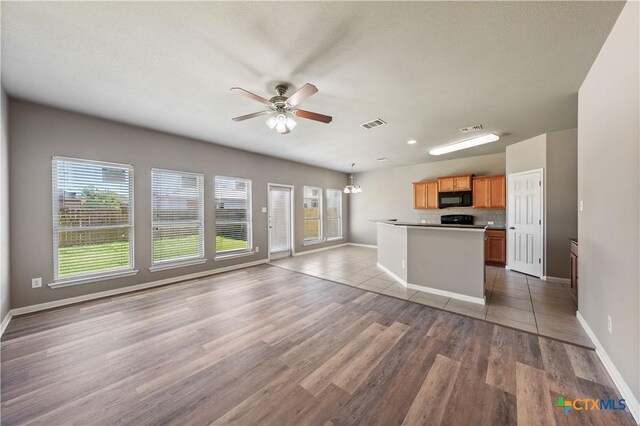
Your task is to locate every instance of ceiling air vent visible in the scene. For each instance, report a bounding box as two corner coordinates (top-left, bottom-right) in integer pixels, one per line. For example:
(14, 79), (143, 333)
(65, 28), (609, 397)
(459, 124), (483, 133)
(360, 118), (386, 129)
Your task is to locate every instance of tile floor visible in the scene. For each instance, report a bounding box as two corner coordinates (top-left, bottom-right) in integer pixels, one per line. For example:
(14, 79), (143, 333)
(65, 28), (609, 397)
(272, 245), (592, 347)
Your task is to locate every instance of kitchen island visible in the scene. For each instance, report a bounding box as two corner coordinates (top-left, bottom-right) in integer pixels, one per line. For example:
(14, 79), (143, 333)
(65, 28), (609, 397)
(375, 221), (486, 304)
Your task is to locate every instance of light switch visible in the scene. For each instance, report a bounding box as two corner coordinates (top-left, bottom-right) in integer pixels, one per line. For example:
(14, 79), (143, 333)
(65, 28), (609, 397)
(261, 207), (267, 213)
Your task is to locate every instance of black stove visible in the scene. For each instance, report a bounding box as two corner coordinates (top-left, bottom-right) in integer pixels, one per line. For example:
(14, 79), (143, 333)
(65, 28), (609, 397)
(440, 214), (474, 225)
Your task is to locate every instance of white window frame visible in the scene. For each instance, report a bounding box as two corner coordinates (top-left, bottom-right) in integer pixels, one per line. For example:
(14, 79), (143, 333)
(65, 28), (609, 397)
(303, 185), (324, 245)
(325, 188), (343, 240)
(150, 168), (206, 271)
(51, 156), (137, 287)
(214, 175), (253, 259)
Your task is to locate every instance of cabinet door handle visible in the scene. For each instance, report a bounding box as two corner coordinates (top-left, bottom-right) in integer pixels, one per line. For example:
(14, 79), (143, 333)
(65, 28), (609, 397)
(509, 227), (516, 230)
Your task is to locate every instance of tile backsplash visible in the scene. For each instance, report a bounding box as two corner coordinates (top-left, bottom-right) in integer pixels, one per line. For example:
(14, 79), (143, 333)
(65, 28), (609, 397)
(415, 208), (506, 227)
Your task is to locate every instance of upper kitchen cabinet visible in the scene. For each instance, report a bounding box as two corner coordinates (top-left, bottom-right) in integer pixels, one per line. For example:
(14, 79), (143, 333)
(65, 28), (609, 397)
(473, 175), (506, 208)
(413, 181), (438, 209)
(437, 174), (473, 192)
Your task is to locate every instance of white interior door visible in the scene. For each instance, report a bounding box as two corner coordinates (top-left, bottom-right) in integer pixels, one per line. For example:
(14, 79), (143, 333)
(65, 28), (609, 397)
(507, 170), (543, 277)
(268, 185), (293, 259)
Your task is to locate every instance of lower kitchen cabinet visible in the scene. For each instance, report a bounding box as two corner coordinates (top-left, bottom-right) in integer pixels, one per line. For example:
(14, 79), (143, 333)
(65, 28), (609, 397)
(485, 229), (506, 266)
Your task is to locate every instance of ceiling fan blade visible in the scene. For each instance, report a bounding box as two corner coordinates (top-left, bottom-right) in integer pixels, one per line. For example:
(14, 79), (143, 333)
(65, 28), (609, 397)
(286, 83), (318, 107)
(232, 110), (271, 121)
(293, 109), (333, 124)
(230, 87), (271, 105)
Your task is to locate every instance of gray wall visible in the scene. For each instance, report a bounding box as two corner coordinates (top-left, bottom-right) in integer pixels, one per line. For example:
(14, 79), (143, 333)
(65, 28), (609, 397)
(505, 130), (578, 279)
(0, 88), (9, 321)
(9, 100), (348, 309)
(578, 1), (639, 404)
(546, 128), (578, 278)
(349, 153), (506, 245)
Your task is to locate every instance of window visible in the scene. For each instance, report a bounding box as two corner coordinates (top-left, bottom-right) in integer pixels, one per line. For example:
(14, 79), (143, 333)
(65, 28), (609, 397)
(151, 169), (204, 266)
(52, 157), (134, 282)
(214, 176), (252, 254)
(303, 186), (323, 243)
(325, 189), (342, 240)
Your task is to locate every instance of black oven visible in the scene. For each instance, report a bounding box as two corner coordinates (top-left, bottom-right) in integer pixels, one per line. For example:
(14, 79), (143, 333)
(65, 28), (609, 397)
(438, 191), (472, 208)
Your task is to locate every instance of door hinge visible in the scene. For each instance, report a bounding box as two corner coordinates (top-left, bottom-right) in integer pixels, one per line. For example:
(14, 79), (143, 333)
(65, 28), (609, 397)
(539, 181), (542, 186)
(539, 219), (541, 225)
(539, 258), (541, 264)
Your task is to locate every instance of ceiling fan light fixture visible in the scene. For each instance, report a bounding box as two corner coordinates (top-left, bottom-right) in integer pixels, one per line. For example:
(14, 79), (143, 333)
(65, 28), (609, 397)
(266, 116), (277, 129)
(429, 133), (500, 156)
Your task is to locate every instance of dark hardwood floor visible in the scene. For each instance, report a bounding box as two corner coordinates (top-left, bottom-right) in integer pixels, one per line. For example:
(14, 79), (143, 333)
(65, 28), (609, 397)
(0, 265), (634, 425)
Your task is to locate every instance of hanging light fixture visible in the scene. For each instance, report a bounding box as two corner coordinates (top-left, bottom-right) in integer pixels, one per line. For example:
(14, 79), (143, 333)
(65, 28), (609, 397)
(343, 163), (362, 194)
(266, 112), (296, 134)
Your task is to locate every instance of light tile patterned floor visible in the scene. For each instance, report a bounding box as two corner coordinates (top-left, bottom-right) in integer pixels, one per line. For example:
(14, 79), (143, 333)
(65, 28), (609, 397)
(272, 246), (592, 347)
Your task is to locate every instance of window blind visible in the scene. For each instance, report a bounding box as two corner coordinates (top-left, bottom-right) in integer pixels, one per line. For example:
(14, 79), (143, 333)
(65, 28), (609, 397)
(303, 186), (323, 242)
(52, 157), (134, 281)
(326, 189), (342, 239)
(151, 169), (204, 265)
(214, 176), (252, 253)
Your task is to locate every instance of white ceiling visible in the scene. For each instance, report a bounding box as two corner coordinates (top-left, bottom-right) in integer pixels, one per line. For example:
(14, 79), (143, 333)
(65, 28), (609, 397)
(0, 1), (624, 172)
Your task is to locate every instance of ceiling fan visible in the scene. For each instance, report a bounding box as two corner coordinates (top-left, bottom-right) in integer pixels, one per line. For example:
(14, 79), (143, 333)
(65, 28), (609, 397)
(231, 83), (333, 134)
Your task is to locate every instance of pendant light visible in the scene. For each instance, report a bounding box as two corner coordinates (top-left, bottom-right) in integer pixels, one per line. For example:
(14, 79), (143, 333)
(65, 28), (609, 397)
(343, 163), (362, 194)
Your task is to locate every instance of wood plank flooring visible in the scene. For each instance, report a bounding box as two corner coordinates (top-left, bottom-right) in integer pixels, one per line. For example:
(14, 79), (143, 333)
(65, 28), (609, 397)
(1, 264), (634, 425)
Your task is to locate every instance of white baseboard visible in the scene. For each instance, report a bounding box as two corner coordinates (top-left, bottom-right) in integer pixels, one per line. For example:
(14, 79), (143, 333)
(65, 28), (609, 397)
(0, 311), (12, 337)
(407, 283), (486, 305)
(348, 243), (377, 249)
(376, 262), (407, 286)
(10, 259), (270, 316)
(577, 311), (640, 423)
(542, 275), (571, 284)
(376, 262), (485, 305)
(293, 243), (347, 257)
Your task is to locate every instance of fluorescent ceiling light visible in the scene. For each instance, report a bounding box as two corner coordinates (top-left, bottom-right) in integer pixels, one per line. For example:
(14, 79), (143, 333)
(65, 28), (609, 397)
(407, 139), (417, 145)
(429, 133), (500, 156)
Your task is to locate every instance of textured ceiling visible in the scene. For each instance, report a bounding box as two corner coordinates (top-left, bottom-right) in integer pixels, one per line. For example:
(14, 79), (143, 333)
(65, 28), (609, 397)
(0, 1), (624, 172)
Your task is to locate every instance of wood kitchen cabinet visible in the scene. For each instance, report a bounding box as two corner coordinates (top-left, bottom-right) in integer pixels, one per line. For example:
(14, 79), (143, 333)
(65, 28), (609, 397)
(473, 175), (506, 208)
(570, 240), (578, 303)
(437, 174), (472, 192)
(413, 181), (438, 209)
(485, 229), (506, 266)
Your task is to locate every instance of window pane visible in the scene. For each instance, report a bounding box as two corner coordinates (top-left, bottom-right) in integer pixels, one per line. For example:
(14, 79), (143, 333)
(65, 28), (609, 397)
(304, 186), (322, 241)
(325, 189), (342, 239)
(152, 169), (204, 265)
(215, 176), (252, 253)
(53, 157), (134, 281)
(57, 229), (131, 278)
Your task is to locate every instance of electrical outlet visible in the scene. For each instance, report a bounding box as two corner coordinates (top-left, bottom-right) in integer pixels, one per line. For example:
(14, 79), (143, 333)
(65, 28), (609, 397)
(421, 219), (426, 224)
(608, 315), (612, 333)
(401, 259), (406, 269)
(579, 200), (584, 212)
(32, 277), (42, 288)
(261, 207), (267, 213)
(488, 221), (495, 225)
(255, 246), (259, 253)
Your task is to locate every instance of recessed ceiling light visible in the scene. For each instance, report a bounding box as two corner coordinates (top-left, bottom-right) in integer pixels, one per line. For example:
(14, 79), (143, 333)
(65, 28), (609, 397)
(429, 133), (500, 156)
(376, 157), (388, 162)
(407, 139), (417, 145)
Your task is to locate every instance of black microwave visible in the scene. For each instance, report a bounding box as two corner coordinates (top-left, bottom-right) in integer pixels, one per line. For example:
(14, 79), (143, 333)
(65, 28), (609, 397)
(438, 191), (472, 208)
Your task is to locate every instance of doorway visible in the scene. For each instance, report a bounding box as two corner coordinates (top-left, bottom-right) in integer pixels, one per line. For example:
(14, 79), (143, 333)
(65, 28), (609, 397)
(268, 184), (294, 259)
(507, 169), (543, 277)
